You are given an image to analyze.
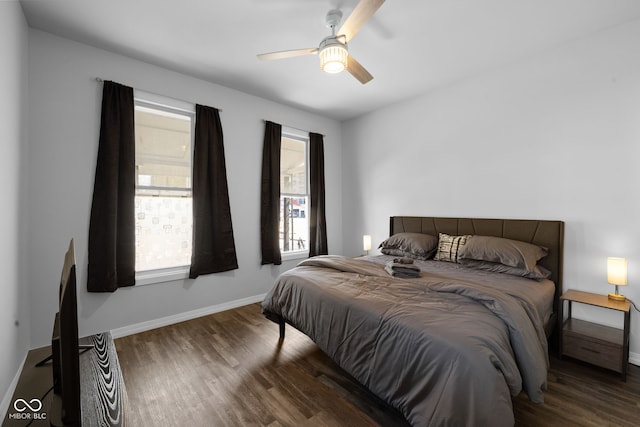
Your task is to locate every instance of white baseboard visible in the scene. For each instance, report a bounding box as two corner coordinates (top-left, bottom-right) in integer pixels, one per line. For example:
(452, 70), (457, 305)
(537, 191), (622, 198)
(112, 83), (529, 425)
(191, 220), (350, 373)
(110, 293), (267, 339)
(1, 353), (27, 421)
(629, 351), (640, 367)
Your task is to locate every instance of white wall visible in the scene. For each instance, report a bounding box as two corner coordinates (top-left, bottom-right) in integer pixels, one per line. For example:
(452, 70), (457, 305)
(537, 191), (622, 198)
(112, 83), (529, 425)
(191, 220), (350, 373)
(26, 30), (343, 347)
(342, 20), (640, 359)
(0, 0), (30, 414)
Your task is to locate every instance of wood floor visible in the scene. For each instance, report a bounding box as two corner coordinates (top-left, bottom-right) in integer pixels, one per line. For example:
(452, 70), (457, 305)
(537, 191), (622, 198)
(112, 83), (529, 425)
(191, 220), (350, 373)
(115, 303), (640, 426)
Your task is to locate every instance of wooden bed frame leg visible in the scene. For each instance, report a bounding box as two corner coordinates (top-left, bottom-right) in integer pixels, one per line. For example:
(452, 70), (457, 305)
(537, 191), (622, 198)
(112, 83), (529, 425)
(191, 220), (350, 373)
(279, 318), (285, 340)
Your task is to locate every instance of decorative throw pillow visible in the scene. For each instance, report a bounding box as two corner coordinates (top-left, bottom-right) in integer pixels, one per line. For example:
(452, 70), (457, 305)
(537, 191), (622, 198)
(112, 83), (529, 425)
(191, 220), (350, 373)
(458, 235), (548, 273)
(433, 233), (471, 263)
(378, 232), (439, 260)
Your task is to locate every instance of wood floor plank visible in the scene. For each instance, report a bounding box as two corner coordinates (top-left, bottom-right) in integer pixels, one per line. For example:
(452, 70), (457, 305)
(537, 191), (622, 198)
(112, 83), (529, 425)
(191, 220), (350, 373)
(116, 303), (639, 426)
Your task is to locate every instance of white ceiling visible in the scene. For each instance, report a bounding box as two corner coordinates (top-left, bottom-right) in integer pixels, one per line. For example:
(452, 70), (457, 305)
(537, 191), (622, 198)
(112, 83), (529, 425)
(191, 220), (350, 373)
(19, 0), (640, 121)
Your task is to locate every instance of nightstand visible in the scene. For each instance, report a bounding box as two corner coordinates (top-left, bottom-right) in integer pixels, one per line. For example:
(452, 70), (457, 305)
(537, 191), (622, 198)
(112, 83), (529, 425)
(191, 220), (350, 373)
(559, 290), (631, 380)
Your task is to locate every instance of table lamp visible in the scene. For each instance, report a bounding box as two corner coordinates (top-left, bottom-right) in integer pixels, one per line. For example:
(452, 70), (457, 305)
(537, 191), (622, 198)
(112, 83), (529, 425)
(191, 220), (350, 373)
(607, 257), (627, 301)
(363, 235), (372, 256)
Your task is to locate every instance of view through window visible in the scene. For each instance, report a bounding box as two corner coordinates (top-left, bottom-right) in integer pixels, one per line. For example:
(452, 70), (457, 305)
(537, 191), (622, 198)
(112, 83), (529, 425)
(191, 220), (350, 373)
(134, 101), (194, 272)
(280, 134), (309, 254)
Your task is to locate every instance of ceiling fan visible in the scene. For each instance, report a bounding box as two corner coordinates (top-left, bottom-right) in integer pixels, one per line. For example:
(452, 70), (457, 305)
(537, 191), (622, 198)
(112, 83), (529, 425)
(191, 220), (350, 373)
(257, 0), (385, 84)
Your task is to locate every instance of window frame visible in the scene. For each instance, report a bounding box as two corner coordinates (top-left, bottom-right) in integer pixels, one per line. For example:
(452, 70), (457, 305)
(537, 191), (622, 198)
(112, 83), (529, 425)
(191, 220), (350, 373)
(133, 90), (196, 285)
(280, 127), (310, 261)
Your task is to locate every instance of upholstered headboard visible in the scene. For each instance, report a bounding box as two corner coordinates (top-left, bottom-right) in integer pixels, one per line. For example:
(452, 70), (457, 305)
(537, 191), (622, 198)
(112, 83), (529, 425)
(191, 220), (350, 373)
(390, 216), (565, 330)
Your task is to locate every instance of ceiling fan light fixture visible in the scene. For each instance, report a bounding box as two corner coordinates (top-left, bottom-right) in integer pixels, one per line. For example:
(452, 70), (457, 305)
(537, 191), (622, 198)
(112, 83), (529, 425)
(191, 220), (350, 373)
(257, 0), (380, 84)
(319, 38), (348, 74)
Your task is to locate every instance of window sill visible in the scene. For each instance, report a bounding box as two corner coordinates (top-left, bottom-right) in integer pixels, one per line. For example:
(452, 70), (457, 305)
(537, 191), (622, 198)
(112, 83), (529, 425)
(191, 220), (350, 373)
(281, 251), (309, 262)
(136, 266), (190, 286)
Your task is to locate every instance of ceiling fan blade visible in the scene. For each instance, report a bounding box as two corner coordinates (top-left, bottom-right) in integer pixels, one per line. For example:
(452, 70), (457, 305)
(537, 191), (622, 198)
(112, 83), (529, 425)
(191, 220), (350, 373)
(338, 0), (385, 42)
(257, 48), (318, 61)
(346, 56), (373, 84)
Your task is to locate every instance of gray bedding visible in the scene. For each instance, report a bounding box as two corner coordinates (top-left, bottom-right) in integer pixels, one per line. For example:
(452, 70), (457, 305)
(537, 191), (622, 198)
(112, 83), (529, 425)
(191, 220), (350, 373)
(262, 255), (554, 426)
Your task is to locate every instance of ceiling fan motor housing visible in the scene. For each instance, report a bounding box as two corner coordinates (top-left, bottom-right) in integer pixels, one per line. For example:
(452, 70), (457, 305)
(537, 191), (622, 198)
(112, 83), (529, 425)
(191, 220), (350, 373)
(325, 9), (343, 30)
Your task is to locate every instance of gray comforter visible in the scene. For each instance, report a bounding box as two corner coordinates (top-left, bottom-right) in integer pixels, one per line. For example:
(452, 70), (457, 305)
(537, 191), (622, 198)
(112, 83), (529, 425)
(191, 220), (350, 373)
(262, 255), (551, 426)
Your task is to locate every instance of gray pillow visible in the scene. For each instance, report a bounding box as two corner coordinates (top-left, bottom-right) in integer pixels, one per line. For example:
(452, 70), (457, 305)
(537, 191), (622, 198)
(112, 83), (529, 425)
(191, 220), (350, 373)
(378, 232), (438, 260)
(458, 235), (548, 273)
(459, 259), (551, 280)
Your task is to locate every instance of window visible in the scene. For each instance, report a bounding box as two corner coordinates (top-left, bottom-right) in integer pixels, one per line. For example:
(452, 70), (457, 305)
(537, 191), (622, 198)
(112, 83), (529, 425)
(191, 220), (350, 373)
(134, 98), (194, 275)
(280, 132), (309, 255)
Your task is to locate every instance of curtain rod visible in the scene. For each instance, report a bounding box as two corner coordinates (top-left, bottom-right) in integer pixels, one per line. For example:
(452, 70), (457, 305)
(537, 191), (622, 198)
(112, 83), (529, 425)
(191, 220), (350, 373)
(262, 119), (324, 137)
(95, 77), (222, 112)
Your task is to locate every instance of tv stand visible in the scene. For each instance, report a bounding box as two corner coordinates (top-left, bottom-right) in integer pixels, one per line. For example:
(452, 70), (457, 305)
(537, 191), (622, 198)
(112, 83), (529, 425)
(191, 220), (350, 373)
(34, 345), (95, 367)
(3, 332), (125, 427)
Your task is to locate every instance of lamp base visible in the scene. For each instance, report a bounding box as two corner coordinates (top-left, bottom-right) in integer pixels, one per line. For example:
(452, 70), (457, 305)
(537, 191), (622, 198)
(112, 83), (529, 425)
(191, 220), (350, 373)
(608, 293), (626, 302)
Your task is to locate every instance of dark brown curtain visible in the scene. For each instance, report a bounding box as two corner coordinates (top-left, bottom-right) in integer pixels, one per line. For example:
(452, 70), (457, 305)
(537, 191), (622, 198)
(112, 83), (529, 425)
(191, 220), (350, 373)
(189, 105), (238, 278)
(260, 121), (282, 265)
(88, 81), (135, 292)
(309, 132), (328, 256)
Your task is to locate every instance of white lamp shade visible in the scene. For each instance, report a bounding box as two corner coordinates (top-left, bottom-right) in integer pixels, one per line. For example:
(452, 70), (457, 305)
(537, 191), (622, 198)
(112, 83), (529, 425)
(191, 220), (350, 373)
(363, 235), (372, 252)
(607, 257), (627, 286)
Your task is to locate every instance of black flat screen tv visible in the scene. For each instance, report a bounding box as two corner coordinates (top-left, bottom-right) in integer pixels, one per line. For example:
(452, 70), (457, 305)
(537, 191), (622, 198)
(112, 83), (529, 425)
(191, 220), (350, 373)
(50, 239), (82, 426)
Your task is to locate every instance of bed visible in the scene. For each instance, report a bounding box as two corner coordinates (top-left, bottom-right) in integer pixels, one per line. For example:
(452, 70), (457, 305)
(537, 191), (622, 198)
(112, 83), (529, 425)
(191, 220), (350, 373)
(262, 216), (564, 426)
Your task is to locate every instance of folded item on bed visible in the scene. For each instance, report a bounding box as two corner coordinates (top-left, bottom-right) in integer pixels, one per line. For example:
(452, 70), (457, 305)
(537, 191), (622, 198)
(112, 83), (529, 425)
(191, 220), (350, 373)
(385, 260), (421, 278)
(393, 256), (415, 264)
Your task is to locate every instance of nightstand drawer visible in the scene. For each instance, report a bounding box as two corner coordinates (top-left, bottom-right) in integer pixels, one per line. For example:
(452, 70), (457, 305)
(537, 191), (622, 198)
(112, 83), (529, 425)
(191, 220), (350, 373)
(562, 333), (623, 372)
